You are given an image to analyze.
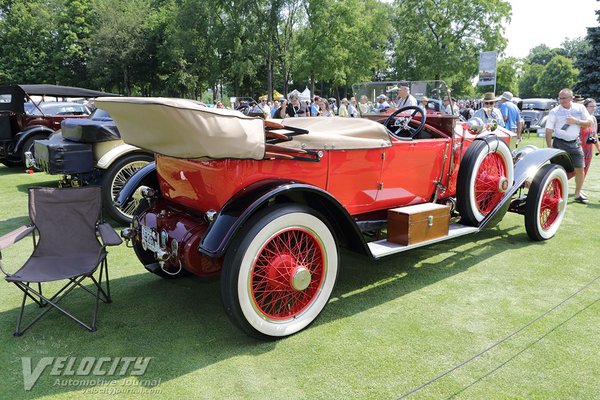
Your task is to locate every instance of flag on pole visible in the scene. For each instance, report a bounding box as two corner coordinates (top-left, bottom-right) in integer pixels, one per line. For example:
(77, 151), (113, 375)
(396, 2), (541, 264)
(478, 51), (497, 86)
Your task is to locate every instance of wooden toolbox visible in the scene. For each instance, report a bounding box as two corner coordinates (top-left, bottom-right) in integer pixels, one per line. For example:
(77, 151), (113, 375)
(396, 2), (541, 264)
(387, 203), (450, 246)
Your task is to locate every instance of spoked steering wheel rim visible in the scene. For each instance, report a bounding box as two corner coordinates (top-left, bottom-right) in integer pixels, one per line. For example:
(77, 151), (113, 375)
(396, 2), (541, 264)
(384, 105), (426, 138)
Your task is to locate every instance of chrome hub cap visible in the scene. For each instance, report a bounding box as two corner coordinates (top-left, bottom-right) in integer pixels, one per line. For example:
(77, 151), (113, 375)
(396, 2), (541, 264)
(290, 266), (312, 291)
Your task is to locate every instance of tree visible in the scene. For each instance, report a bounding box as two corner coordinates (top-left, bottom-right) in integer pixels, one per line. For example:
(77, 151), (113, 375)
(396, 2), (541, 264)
(296, 0), (392, 98)
(0, 0), (57, 83)
(391, 0), (511, 95)
(86, 0), (152, 94)
(575, 4), (600, 98)
(533, 55), (578, 98)
(518, 63), (544, 98)
(53, 0), (94, 87)
(526, 44), (566, 66)
(561, 37), (590, 63)
(495, 57), (520, 95)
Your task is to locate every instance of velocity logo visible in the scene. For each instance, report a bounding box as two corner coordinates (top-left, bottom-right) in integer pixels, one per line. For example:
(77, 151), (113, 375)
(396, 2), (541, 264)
(21, 356), (153, 391)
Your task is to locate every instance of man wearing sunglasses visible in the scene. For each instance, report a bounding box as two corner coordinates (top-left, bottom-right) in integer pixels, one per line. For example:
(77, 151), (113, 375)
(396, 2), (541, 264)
(472, 92), (505, 127)
(545, 88), (593, 203)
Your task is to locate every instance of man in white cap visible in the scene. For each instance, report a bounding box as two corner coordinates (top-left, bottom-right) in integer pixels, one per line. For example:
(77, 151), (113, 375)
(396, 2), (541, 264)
(376, 94), (390, 110)
(545, 88), (593, 203)
(499, 91), (521, 135)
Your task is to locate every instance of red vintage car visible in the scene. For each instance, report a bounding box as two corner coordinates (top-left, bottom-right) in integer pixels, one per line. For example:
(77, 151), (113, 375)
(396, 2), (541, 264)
(96, 81), (573, 339)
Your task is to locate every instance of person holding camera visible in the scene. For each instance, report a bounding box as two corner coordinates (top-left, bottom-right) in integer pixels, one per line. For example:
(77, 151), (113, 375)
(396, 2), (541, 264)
(580, 98), (599, 176)
(275, 94), (308, 118)
(545, 88), (593, 204)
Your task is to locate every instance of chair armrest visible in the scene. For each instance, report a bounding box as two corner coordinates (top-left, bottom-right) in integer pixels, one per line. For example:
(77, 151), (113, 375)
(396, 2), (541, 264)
(98, 223), (123, 246)
(0, 225), (35, 251)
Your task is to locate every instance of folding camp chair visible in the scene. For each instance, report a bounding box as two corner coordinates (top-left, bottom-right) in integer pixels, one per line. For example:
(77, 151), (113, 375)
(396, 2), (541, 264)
(0, 186), (122, 336)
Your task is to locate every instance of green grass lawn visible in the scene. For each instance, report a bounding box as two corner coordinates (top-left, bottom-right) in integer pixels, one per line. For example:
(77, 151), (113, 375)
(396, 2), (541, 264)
(1, 135), (600, 399)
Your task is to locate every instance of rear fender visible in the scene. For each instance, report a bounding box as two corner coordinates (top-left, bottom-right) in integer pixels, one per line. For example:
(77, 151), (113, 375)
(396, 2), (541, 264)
(96, 143), (146, 169)
(114, 162), (158, 207)
(14, 125), (55, 154)
(199, 180), (370, 258)
(480, 146), (572, 228)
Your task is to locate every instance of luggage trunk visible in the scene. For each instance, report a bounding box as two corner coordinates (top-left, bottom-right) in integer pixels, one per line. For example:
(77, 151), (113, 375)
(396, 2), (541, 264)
(34, 136), (94, 175)
(387, 203), (451, 246)
(61, 118), (120, 143)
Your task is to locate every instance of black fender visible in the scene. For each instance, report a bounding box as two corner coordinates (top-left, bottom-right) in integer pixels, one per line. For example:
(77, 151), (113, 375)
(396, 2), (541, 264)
(114, 162), (158, 207)
(199, 180), (371, 258)
(480, 146), (573, 228)
(13, 125), (55, 155)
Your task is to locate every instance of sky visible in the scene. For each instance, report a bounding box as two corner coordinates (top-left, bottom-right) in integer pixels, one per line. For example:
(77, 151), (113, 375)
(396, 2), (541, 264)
(504, 0), (599, 58)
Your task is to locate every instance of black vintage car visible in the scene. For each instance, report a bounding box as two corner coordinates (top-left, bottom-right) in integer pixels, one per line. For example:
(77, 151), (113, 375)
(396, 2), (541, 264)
(0, 84), (117, 167)
(32, 108), (153, 224)
(521, 98), (558, 137)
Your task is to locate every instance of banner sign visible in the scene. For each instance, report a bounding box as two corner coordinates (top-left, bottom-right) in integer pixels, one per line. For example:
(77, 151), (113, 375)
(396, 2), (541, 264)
(478, 51), (497, 86)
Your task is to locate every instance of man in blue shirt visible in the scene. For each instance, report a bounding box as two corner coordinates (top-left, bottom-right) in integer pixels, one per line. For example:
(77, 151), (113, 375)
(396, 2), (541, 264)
(310, 96), (320, 117)
(499, 91), (522, 138)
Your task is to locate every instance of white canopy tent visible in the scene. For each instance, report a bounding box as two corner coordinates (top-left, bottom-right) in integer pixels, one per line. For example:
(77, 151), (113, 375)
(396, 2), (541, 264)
(300, 87), (311, 102)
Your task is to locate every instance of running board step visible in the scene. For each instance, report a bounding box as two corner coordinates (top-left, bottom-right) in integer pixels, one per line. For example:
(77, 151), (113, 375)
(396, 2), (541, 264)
(368, 223), (479, 259)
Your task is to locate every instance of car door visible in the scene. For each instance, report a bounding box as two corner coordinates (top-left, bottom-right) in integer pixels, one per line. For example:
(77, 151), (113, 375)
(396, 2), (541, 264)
(376, 137), (451, 209)
(326, 148), (384, 215)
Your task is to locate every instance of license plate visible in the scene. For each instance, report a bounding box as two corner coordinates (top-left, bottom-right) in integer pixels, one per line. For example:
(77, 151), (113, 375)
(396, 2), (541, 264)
(141, 224), (159, 253)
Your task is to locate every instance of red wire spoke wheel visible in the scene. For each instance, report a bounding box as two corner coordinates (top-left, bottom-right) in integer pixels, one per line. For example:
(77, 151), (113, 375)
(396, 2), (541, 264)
(525, 164), (568, 240)
(251, 228), (325, 320)
(457, 138), (514, 226)
(474, 152), (509, 215)
(221, 205), (338, 339)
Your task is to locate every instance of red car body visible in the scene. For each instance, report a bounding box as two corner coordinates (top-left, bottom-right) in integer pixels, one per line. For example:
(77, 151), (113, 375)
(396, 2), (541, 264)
(97, 82), (573, 339)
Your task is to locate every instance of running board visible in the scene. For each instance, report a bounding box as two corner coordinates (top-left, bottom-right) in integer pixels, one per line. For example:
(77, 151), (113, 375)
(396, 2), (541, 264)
(367, 223), (479, 259)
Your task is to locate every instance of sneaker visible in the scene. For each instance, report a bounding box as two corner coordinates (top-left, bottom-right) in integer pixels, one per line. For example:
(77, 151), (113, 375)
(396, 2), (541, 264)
(574, 196), (589, 204)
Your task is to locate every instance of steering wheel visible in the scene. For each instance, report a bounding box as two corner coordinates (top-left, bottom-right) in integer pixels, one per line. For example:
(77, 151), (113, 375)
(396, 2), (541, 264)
(383, 106), (426, 139)
(236, 104), (251, 115)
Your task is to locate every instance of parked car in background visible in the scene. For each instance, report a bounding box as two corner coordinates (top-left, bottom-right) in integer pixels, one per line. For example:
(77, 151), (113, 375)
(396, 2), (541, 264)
(0, 84), (117, 167)
(98, 81), (572, 339)
(30, 108), (153, 224)
(521, 98), (558, 137)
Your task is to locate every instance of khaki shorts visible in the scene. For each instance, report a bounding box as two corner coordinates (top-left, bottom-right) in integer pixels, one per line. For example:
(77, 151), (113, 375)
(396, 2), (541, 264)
(553, 137), (584, 168)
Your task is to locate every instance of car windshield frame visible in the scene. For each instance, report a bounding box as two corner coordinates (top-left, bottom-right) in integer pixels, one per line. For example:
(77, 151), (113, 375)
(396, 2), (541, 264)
(24, 101), (91, 116)
(351, 80), (455, 116)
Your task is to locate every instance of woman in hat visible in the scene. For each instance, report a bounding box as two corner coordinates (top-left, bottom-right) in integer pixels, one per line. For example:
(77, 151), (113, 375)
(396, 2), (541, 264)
(338, 98), (349, 117)
(472, 92), (505, 128)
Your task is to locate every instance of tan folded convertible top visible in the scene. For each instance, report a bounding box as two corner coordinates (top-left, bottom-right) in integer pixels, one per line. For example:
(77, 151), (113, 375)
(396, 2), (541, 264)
(280, 117), (391, 150)
(95, 97), (266, 160)
(95, 97), (392, 160)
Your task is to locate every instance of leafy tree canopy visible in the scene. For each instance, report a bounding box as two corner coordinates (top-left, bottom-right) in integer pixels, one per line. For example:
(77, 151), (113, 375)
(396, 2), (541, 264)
(575, 3), (600, 98)
(1, 0), (590, 102)
(533, 55), (578, 98)
(392, 0), (511, 96)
